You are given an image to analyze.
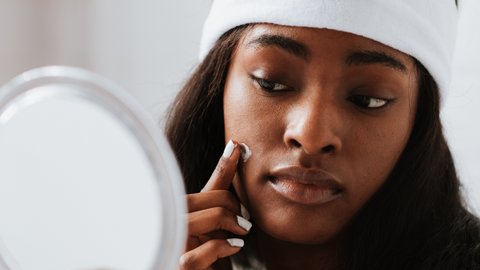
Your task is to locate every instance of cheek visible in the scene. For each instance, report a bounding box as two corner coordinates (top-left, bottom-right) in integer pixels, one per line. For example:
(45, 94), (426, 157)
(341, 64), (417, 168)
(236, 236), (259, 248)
(223, 68), (288, 159)
(224, 78), (285, 204)
(341, 108), (415, 206)
(224, 77), (284, 134)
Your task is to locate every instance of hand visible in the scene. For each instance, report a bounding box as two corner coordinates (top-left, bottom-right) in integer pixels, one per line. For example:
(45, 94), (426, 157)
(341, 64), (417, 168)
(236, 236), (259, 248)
(179, 140), (252, 270)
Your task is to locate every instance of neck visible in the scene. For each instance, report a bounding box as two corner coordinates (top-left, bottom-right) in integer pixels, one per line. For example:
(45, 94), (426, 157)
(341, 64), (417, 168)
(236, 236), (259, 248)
(257, 228), (345, 270)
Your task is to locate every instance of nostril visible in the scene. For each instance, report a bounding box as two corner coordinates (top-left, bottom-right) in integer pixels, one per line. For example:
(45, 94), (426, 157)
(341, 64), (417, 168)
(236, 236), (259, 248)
(321, 145), (335, 153)
(288, 139), (335, 154)
(290, 139), (302, 148)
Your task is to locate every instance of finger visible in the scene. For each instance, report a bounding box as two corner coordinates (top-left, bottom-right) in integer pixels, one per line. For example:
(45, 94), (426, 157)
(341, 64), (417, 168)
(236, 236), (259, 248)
(202, 140), (241, 192)
(197, 229), (232, 244)
(179, 238), (244, 270)
(188, 207), (252, 237)
(200, 229), (230, 243)
(187, 190), (250, 219)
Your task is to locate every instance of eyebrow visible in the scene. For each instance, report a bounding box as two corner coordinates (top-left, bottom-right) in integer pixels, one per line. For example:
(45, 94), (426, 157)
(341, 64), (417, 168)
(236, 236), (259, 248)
(346, 50), (407, 74)
(245, 34), (408, 74)
(246, 34), (310, 61)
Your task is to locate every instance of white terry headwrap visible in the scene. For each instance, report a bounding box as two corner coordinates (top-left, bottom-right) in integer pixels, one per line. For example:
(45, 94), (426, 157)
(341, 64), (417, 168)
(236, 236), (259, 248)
(199, 0), (458, 98)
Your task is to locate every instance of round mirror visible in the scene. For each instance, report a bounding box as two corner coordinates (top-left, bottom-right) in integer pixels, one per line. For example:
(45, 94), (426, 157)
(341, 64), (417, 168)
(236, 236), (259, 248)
(0, 66), (186, 270)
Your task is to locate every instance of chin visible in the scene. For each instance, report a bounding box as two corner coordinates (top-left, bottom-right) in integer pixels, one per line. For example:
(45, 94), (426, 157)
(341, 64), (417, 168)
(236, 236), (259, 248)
(254, 205), (345, 245)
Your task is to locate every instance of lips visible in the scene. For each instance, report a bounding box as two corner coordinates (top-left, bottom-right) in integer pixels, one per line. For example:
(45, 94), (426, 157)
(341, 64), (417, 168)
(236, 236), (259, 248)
(269, 166), (343, 205)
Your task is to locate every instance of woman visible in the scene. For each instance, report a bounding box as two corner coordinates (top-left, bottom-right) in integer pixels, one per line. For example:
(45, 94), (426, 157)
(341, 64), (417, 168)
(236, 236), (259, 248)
(166, 1), (480, 269)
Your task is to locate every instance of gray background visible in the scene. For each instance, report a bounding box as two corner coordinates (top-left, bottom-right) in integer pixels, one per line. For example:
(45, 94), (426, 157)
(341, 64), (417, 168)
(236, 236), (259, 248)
(0, 0), (479, 213)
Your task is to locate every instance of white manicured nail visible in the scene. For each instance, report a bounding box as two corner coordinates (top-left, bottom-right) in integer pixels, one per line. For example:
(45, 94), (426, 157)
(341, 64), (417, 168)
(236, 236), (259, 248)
(237, 215), (252, 231)
(223, 140), (236, 158)
(227, 238), (244, 247)
(240, 203), (250, 220)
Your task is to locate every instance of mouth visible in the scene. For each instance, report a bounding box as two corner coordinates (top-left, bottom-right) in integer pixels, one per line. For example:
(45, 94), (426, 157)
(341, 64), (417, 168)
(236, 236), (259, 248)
(268, 166), (343, 205)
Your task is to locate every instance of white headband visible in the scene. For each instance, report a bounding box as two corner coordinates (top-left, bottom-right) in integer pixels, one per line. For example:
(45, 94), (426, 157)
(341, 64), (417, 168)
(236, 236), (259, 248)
(199, 0), (458, 98)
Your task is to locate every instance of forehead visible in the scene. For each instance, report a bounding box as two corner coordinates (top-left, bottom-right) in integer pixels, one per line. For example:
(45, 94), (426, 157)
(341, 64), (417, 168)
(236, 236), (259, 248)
(239, 23), (415, 70)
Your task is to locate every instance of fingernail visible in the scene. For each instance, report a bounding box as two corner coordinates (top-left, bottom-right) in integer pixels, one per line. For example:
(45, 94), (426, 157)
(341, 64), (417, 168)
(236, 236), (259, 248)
(240, 143), (252, 162)
(240, 203), (250, 220)
(237, 215), (252, 231)
(223, 140), (236, 158)
(227, 238), (244, 247)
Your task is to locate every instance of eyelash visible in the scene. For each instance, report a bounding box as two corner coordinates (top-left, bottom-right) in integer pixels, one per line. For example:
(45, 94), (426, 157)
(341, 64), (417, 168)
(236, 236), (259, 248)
(251, 76), (292, 92)
(252, 76), (392, 109)
(348, 96), (392, 109)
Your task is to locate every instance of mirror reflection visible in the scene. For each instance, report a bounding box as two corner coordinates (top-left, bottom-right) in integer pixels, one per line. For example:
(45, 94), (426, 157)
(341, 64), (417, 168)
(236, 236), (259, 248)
(0, 87), (161, 270)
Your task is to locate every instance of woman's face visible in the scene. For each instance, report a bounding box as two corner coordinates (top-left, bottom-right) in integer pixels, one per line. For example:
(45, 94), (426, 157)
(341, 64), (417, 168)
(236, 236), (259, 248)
(223, 24), (419, 245)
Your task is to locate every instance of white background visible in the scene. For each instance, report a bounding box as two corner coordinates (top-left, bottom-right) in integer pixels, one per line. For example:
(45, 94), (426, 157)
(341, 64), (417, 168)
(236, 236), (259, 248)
(0, 0), (478, 221)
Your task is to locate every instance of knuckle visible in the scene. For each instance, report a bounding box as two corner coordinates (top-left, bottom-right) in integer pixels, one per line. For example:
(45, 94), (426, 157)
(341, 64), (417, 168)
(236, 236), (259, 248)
(214, 161), (228, 179)
(220, 190), (236, 202)
(211, 207), (233, 230)
(178, 253), (195, 269)
(218, 190), (237, 208)
(212, 207), (231, 219)
(216, 190), (230, 199)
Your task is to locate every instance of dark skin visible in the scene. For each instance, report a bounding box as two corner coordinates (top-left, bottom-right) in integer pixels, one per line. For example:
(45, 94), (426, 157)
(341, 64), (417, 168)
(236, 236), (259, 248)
(180, 24), (419, 270)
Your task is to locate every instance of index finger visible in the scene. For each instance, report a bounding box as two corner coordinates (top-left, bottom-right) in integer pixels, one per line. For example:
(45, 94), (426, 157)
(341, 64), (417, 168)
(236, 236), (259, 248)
(201, 140), (240, 192)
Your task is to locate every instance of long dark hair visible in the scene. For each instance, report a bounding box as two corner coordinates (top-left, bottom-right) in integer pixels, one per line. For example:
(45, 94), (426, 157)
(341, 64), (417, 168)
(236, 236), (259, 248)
(165, 24), (480, 269)
(165, 24), (253, 194)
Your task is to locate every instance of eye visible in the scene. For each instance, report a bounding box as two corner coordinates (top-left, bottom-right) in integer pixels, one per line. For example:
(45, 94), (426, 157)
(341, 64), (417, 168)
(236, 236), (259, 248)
(350, 96), (388, 108)
(252, 77), (291, 92)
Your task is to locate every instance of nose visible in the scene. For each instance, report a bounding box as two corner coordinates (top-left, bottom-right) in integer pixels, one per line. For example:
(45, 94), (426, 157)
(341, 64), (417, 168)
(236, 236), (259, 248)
(283, 96), (343, 155)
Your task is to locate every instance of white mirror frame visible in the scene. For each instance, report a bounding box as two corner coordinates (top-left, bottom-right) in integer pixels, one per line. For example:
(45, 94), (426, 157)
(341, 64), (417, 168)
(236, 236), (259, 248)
(0, 66), (186, 270)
